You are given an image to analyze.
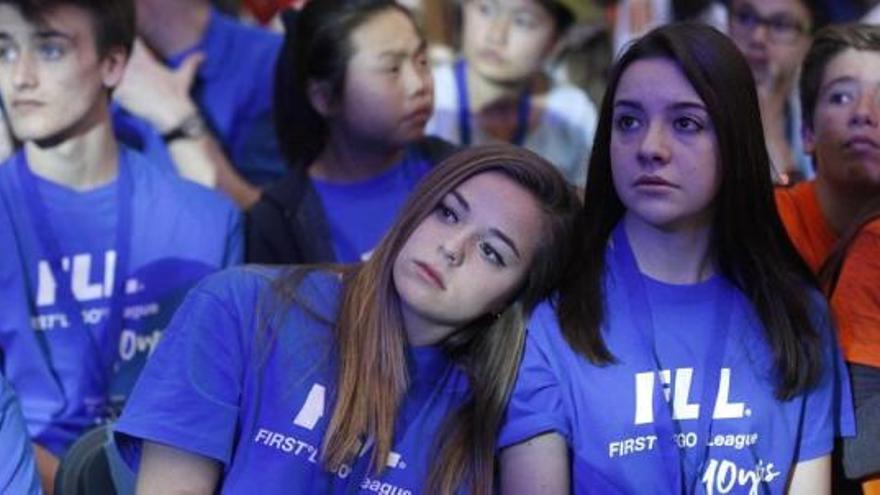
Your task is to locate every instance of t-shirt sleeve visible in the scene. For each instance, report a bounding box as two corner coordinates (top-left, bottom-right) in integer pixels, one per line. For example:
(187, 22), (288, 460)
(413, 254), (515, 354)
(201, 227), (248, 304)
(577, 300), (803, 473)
(498, 304), (570, 449)
(0, 378), (40, 495)
(223, 208), (245, 267)
(797, 294), (856, 462)
(114, 276), (250, 466)
(833, 221), (880, 368)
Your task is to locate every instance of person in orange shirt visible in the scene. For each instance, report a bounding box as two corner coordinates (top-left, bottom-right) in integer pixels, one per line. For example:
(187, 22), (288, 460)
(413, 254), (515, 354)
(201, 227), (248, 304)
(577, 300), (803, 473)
(776, 23), (880, 491)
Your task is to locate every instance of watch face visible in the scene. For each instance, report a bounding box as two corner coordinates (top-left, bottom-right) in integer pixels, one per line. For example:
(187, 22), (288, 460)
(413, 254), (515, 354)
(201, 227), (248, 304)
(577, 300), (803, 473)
(181, 115), (208, 139)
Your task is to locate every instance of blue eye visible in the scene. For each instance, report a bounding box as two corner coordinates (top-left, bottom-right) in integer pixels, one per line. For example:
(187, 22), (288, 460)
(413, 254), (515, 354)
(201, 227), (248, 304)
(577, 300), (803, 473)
(38, 42), (65, 61)
(479, 241), (506, 267)
(0, 44), (17, 63)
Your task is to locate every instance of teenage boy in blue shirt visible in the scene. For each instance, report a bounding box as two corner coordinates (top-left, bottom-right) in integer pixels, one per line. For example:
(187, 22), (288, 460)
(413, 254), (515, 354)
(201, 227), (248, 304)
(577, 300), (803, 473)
(113, 0), (284, 207)
(0, 0), (242, 491)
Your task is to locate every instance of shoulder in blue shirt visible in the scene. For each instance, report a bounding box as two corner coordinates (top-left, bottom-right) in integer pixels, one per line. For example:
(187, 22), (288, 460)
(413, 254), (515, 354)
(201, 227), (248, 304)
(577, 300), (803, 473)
(501, 226), (854, 495)
(0, 376), (41, 494)
(114, 9), (285, 185)
(0, 147), (242, 456)
(115, 266), (469, 494)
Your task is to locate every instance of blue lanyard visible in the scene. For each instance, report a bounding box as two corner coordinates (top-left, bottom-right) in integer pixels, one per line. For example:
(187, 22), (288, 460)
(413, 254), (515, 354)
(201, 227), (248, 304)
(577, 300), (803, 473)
(16, 150), (133, 417)
(453, 59), (532, 147)
(610, 223), (734, 494)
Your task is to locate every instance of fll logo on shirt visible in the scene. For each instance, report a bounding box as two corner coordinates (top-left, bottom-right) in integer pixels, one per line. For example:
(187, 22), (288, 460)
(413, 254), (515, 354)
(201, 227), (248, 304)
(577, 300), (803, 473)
(254, 383), (406, 474)
(634, 367), (748, 424)
(292, 384), (406, 469)
(36, 251), (119, 307)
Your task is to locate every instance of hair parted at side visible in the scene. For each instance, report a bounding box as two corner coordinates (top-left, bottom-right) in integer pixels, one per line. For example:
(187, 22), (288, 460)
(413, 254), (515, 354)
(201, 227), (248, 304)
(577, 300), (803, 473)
(2, 0), (135, 56)
(560, 22), (823, 400)
(270, 144), (579, 494)
(274, 0), (419, 170)
(800, 23), (880, 132)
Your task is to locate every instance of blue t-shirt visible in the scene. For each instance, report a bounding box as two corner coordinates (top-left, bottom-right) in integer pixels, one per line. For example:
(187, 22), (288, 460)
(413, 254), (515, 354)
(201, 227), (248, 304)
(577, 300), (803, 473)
(113, 9), (285, 185)
(312, 154), (432, 262)
(114, 267), (469, 493)
(0, 376), (41, 495)
(0, 148), (243, 456)
(500, 224), (854, 494)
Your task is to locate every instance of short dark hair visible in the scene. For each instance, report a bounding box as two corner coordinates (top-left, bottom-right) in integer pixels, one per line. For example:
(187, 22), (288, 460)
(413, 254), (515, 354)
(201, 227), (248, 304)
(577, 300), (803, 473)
(797, 0), (830, 32)
(1, 0), (135, 56)
(800, 23), (880, 130)
(537, 0), (575, 33)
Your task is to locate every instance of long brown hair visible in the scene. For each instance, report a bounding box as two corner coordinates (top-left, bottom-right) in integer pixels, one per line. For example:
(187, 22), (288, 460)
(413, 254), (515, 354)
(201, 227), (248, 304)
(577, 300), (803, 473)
(560, 22), (823, 399)
(271, 145), (579, 493)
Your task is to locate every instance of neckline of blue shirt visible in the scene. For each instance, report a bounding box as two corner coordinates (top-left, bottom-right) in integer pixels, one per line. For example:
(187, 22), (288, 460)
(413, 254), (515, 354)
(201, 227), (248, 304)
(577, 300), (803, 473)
(310, 151), (421, 194)
(165, 8), (227, 79)
(406, 343), (452, 387)
(640, 271), (724, 305)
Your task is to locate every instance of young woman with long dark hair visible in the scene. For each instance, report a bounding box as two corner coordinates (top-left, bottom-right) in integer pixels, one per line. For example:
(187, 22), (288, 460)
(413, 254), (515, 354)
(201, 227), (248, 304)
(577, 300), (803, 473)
(113, 145), (579, 494)
(499, 23), (853, 494)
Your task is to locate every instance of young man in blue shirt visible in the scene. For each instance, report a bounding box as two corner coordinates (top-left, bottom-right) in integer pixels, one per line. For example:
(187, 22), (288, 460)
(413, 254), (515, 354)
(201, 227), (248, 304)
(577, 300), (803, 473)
(0, 0), (242, 491)
(113, 0), (285, 207)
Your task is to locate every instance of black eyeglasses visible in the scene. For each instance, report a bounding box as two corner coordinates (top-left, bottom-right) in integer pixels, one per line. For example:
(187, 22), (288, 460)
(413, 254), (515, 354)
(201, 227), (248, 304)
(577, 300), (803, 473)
(730, 6), (809, 44)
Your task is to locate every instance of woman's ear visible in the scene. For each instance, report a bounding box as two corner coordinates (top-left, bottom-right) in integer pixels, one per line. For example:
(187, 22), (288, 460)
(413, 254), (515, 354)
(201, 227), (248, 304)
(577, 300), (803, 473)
(307, 79), (335, 117)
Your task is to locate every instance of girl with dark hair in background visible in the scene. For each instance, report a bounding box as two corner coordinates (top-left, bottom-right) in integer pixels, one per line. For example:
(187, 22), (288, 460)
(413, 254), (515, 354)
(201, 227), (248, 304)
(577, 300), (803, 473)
(113, 145), (579, 494)
(499, 22), (853, 494)
(246, 0), (454, 265)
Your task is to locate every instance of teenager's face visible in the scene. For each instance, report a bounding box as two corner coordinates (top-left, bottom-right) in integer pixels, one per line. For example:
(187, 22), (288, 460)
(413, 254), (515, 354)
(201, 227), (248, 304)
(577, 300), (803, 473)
(610, 58), (721, 233)
(805, 48), (880, 195)
(335, 8), (432, 149)
(728, 0), (811, 89)
(462, 0), (559, 84)
(392, 171), (544, 343)
(0, 4), (124, 144)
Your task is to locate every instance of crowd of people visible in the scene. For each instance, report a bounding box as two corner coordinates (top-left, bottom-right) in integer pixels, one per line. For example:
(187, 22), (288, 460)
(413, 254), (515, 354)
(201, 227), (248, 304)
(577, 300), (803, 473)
(0, 0), (878, 494)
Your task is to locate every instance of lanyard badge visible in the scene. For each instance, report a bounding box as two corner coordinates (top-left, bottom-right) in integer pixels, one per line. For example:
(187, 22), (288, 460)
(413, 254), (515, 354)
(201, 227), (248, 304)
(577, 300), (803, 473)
(454, 59), (532, 147)
(610, 223), (735, 493)
(16, 150), (134, 421)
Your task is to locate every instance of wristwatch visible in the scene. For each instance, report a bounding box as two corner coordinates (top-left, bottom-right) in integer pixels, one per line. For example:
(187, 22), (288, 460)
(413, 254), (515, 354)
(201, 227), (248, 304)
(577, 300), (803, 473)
(161, 113), (208, 143)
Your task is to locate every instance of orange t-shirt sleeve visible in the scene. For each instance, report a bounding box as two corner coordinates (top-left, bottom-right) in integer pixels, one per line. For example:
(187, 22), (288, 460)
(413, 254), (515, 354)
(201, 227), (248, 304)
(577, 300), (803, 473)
(774, 183), (837, 273)
(832, 220), (880, 368)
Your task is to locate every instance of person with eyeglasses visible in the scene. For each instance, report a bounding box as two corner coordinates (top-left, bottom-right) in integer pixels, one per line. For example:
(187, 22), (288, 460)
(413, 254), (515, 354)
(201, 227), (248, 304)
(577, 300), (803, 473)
(728, 0), (828, 186)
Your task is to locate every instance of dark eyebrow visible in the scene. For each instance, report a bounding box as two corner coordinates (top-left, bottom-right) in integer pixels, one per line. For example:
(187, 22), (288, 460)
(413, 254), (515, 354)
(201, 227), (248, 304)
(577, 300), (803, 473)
(669, 101), (708, 113)
(614, 100), (642, 111)
(450, 189), (470, 212)
(820, 76), (858, 93)
(489, 228), (522, 260)
(614, 99), (706, 113)
(33, 30), (74, 43)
